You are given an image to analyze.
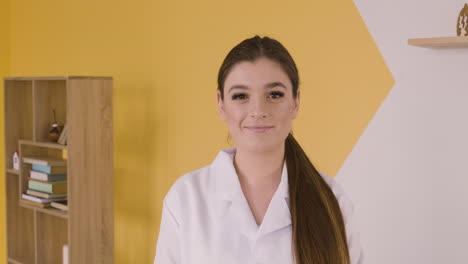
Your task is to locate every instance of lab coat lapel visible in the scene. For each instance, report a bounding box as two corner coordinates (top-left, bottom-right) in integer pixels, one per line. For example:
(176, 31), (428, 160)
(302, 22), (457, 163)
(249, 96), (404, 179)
(212, 198), (259, 240)
(210, 148), (259, 239)
(257, 161), (292, 238)
(229, 194), (260, 239)
(210, 148), (292, 240)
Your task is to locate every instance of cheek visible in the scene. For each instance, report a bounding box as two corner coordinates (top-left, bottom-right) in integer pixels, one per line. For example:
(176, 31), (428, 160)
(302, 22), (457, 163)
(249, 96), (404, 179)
(277, 104), (295, 119)
(224, 105), (245, 126)
(275, 105), (296, 129)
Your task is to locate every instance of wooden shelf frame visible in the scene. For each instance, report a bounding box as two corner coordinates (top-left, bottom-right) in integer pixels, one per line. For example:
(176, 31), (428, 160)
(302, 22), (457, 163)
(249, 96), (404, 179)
(408, 36), (468, 48)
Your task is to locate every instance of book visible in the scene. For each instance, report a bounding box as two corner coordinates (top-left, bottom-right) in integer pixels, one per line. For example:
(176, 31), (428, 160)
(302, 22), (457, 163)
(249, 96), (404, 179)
(20, 199), (50, 208)
(22, 156), (67, 166)
(51, 200), (68, 211)
(28, 179), (67, 194)
(26, 189), (67, 199)
(58, 124), (68, 145)
(32, 164), (67, 174)
(21, 193), (67, 204)
(27, 176), (66, 184)
(30, 170), (66, 182)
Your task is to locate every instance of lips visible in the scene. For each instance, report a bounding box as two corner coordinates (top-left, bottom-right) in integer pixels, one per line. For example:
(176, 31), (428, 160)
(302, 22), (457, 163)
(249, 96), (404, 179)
(244, 126), (274, 133)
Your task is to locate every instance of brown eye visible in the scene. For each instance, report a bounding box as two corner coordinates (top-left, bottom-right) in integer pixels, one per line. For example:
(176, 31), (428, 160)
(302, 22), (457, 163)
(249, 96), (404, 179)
(268, 91), (284, 99)
(232, 93), (247, 100)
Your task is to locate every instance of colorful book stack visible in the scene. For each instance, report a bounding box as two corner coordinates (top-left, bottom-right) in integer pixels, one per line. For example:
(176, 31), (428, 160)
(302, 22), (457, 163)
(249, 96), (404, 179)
(21, 156), (68, 210)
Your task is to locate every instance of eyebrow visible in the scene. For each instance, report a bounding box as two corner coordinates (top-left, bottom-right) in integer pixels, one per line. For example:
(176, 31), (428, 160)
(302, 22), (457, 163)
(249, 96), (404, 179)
(228, 82), (287, 93)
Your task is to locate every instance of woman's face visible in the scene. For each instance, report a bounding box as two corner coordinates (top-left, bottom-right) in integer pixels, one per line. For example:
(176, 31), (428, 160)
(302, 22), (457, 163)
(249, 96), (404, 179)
(217, 57), (300, 153)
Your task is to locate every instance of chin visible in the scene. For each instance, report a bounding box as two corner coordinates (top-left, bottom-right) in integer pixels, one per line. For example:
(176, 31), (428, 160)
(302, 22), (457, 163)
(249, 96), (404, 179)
(238, 140), (282, 154)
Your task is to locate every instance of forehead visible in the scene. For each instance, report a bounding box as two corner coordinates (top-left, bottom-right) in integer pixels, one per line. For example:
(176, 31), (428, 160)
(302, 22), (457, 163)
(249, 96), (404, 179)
(224, 58), (292, 89)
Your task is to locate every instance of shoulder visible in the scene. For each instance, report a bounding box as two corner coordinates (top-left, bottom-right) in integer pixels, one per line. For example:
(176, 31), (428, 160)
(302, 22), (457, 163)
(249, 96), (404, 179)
(168, 166), (211, 193)
(163, 165), (212, 203)
(162, 165), (212, 219)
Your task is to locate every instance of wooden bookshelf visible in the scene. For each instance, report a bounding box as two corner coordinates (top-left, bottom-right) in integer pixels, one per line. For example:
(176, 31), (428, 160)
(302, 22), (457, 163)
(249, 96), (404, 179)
(408, 36), (468, 48)
(4, 76), (114, 264)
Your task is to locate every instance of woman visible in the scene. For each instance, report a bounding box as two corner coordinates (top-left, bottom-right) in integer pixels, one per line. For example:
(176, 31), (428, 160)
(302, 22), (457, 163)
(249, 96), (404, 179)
(154, 35), (364, 264)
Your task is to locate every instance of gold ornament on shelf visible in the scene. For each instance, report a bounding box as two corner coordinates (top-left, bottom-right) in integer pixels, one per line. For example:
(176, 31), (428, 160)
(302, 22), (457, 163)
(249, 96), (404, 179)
(457, 4), (468, 36)
(48, 109), (64, 142)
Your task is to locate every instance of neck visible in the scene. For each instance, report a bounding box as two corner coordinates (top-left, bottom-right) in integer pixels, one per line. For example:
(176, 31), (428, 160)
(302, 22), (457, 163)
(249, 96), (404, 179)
(233, 144), (285, 188)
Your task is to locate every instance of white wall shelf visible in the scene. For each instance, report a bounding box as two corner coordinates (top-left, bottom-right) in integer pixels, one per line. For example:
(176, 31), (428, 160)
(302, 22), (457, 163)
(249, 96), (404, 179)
(408, 36), (468, 48)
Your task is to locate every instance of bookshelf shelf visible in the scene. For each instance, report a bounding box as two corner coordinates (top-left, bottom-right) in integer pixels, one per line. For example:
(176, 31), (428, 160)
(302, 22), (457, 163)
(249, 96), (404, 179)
(6, 168), (20, 175)
(19, 201), (68, 219)
(408, 36), (468, 48)
(4, 76), (114, 264)
(7, 257), (23, 264)
(19, 139), (67, 150)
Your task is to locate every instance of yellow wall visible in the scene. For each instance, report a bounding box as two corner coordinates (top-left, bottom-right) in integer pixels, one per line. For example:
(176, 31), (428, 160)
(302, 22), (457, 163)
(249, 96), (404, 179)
(0, 0), (9, 260)
(2, 0), (393, 263)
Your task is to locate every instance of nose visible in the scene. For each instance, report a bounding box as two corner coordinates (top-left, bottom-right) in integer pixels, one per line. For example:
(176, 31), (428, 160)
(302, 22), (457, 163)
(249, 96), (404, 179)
(249, 97), (268, 118)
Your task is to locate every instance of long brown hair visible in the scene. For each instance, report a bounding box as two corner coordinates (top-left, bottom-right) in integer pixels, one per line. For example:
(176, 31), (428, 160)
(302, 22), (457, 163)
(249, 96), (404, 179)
(217, 35), (350, 264)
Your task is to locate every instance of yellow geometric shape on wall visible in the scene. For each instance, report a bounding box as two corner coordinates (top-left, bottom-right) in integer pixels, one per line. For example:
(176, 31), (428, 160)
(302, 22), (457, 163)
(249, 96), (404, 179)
(292, 0), (395, 177)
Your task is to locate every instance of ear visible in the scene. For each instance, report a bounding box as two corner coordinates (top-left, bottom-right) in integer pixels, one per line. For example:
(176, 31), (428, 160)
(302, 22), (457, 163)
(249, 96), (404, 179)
(217, 90), (226, 121)
(292, 89), (300, 119)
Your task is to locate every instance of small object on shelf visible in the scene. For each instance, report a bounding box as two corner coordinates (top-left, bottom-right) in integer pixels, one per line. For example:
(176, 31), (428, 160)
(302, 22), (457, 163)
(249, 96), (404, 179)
(32, 163), (67, 174)
(457, 4), (468, 36)
(57, 124), (68, 145)
(48, 109), (64, 142)
(28, 179), (67, 194)
(30, 170), (67, 182)
(13, 150), (20, 170)
(63, 244), (69, 264)
(20, 199), (51, 208)
(26, 189), (67, 199)
(51, 200), (68, 211)
(21, 193), (67, 204)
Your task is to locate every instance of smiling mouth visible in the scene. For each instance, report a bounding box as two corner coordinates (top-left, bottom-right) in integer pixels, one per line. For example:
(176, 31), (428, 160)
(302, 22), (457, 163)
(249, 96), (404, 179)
(244, 126), (274, 133)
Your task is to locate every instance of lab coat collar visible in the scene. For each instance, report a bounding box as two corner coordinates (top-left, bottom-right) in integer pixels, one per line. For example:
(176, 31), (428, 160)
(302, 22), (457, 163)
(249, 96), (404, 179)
(210, 147), (292, 239)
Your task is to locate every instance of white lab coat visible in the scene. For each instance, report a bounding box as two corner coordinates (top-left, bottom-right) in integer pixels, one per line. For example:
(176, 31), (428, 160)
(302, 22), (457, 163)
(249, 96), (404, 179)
(154, 147), (364, 264)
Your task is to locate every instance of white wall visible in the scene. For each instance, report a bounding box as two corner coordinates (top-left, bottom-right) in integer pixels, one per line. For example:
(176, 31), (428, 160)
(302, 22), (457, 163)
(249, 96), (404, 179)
(337, 1), (468, 263)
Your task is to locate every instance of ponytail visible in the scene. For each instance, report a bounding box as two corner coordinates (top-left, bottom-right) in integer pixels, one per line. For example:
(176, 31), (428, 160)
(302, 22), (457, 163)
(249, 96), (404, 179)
(285, 133), (350, 264)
